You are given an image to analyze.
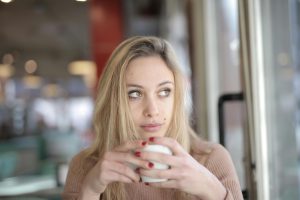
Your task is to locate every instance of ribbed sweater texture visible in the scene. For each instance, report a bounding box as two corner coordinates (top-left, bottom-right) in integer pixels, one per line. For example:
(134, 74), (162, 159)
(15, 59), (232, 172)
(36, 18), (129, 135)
(63, 139), (243, 200)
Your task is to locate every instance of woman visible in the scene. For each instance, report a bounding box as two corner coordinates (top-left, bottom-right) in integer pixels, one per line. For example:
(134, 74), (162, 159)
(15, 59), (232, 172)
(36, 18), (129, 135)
(63, 36), (243, 200)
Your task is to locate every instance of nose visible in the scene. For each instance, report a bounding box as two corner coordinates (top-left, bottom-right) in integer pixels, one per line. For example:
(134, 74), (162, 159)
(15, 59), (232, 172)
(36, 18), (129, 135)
(143, 97), (159, 118)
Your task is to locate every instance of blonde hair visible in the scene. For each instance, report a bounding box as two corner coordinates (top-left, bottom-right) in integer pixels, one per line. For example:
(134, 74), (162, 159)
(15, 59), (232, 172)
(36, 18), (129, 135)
(88, 36), (196, 200)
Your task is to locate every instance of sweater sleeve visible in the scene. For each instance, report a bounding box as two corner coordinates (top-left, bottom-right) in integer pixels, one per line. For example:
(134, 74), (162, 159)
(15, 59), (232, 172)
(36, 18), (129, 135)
(62, 151), (96, 200)
(204, 144), (243, 200)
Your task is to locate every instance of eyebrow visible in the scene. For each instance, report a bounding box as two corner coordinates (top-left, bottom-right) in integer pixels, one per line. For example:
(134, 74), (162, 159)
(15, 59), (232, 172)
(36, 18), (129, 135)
(126, 81), (174, 88)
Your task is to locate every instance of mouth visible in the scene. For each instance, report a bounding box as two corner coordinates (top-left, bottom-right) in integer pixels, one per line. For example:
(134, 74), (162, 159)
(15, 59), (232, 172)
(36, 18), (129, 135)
(140, 123), (162, 132)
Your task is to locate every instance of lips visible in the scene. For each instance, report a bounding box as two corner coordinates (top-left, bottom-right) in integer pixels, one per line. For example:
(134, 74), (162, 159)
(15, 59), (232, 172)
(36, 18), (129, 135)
(141, 123), (162, 132)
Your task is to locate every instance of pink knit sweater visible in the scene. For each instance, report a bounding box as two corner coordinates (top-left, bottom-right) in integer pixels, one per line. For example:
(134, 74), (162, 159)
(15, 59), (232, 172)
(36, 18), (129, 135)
(63, 139), (243, 200)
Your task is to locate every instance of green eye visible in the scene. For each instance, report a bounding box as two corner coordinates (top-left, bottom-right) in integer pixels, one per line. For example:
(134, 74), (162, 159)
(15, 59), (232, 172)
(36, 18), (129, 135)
(158, 89), (171, 97)
(128, 90), (142, 99)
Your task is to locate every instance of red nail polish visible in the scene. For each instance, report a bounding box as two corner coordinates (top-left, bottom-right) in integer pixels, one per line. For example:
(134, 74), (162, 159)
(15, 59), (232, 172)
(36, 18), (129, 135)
(149, 137), (155, 142)
(142, 141), (147, 146)
(135, 168), (140, 174)
(135, 152), (141, 157)
(148, 162), (154, 168)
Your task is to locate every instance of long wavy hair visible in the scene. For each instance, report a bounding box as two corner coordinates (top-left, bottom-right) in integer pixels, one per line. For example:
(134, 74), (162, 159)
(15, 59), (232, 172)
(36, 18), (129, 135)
(87, 36), (197, 200)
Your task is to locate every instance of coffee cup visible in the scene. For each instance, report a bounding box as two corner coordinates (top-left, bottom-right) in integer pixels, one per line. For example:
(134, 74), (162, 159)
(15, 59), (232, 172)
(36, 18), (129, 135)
(140, 144), (172, 183)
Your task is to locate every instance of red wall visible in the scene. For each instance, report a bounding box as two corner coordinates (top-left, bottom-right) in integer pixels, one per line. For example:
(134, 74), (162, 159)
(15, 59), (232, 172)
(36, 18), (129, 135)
(90, 0), (123, 84)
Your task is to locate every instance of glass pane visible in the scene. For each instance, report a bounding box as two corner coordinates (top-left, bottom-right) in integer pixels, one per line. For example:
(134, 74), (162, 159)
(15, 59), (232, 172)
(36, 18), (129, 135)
(260, 0), (300, 199)
(213, 0), (246, 191)
(224, 101), (246, 190)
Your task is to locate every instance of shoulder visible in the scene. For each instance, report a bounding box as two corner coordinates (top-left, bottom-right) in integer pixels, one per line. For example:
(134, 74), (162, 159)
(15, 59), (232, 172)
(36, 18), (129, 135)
(68, 149), (98, 176)
(191, 138), (243, 199)
(63, 149), (98, 198)
(69, 149), (89, 167)
(190, 137), (232, 167)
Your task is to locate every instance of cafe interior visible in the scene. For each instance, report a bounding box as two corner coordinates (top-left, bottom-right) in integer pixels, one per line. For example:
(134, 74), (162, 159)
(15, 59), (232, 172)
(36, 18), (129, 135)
(0, 0), (195, 199)
(1, 0), (299, 199)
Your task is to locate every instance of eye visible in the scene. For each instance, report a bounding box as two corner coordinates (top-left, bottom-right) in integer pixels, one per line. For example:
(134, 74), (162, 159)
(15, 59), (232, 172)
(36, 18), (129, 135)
(128, 90), (142, 99)
(158, 88), (171, 97)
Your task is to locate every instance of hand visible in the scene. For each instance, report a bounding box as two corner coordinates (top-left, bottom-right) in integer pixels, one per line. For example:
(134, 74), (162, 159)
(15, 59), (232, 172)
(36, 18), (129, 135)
(138, 137), (227, 200)
(81, 140), (152, 196)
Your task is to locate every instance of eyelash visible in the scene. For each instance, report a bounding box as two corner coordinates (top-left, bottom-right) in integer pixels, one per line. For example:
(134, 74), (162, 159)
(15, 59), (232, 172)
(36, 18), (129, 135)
(128, 90), (142, 99)
(158, 88), (171, 97)
(127, 88), (172, 100)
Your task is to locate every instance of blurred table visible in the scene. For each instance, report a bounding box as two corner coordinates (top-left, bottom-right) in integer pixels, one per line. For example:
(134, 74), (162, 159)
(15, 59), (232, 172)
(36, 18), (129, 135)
(0, 175), (62, 199)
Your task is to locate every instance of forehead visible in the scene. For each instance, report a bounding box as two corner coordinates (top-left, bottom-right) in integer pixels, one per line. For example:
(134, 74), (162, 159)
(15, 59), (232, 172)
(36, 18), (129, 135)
(125, 56), (174, 84)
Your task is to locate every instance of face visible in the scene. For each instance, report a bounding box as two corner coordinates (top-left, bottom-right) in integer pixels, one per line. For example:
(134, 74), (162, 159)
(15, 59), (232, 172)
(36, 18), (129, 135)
(125, 55), (175, 139)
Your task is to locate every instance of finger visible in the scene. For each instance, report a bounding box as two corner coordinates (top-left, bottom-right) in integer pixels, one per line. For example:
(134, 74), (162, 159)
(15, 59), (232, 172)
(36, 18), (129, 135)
(146, 179), (178, 189)
(148, 137), (186, 156)
(103, 170), (134, 184)
(139, 168), (177, 180)
(102, 160), (140, 183)
(138, 151), (180, 167)
(114, 139), (147, 152)
(104, 151), (151, 169)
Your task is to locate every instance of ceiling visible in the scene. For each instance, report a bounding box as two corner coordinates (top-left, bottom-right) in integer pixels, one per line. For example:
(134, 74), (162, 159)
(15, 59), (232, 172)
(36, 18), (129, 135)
(0, 0), (91, 79)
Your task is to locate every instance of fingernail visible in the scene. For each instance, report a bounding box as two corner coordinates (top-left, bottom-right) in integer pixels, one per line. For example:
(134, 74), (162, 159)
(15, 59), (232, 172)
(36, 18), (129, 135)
(142, 141), (147, 146)
(135, 151), (141, 157)
(135, 168), (140, 174)
(148, 162), (154, 168)
(149, 137), (155, 142)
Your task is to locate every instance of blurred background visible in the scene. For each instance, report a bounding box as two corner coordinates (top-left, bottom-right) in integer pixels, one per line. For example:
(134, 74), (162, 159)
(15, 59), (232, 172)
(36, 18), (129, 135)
(0, 0), (299, 199)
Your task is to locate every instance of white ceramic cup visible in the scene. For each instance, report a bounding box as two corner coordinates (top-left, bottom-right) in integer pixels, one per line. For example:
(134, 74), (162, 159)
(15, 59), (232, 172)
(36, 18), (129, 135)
(140, 144), (172, 183)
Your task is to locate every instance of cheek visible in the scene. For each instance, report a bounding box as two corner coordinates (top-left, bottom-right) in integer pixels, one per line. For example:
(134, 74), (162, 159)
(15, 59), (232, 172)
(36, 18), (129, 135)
(163, 99), (174, 120)
(129, 103), (142, 122)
